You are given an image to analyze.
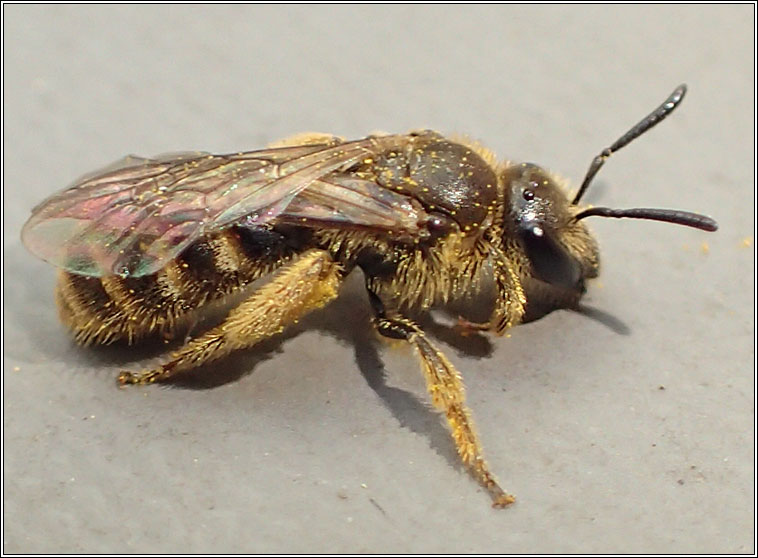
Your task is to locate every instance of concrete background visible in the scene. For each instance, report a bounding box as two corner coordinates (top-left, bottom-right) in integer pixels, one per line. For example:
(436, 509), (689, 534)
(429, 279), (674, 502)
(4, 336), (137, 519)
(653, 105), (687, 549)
(3, 4), (754, 553)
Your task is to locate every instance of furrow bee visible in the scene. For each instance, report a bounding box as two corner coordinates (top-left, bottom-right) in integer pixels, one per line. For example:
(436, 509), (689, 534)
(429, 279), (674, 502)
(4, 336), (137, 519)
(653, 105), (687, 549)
(22, 84), (717, 507)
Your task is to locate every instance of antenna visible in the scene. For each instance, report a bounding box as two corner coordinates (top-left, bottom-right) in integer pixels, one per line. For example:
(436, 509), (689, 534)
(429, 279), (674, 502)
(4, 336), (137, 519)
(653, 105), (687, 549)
(575, 206), (718, 232)
(572, 84), (688, 205)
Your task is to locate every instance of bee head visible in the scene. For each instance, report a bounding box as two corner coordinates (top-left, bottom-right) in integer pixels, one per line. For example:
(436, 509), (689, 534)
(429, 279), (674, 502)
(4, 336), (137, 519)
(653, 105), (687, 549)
(503, 162), (600, 293)
(502, 84), (718, 299)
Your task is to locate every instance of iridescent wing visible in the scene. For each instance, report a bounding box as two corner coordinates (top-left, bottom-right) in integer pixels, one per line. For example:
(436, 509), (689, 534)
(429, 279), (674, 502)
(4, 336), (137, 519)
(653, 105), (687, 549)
(276, 173), (426, 232)
(22, 135), (424, 278)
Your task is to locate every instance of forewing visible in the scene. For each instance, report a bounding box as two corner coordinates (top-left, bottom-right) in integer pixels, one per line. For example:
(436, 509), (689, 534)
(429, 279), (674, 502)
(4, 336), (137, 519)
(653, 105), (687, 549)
(277, 173), (426, 236)
(22, 136), (408, 277)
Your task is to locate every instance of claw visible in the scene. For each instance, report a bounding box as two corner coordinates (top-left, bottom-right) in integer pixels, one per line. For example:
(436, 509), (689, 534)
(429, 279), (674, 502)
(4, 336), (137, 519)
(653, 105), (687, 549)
(492, 493), (516, 509)
(455, 316), (490, 336)
(117, 370), (158, 386)
(117, 371), (138, 386)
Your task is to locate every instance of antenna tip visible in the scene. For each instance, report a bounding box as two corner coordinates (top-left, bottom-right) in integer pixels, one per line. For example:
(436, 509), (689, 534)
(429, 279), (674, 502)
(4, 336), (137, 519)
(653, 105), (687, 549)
(700, 216), (719, 232)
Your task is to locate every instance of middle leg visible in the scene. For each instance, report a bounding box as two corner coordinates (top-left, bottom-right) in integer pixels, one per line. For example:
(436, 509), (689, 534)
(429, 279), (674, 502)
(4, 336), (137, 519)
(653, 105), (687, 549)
(367, 288), (515, 508)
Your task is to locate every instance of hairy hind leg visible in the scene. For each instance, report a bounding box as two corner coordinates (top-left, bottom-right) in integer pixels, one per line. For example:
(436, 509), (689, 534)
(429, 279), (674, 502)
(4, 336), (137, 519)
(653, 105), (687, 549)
(118, 249), (344, 385)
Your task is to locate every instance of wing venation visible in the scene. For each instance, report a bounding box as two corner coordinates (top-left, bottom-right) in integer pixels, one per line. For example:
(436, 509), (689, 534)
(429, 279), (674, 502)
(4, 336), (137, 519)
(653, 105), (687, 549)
(22, 135), (425, 277)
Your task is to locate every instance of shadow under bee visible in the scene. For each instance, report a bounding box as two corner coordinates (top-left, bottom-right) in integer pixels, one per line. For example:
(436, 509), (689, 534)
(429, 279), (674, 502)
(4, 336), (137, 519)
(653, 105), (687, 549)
(165, 272), (474, 474)
(10, 240), (628, 483)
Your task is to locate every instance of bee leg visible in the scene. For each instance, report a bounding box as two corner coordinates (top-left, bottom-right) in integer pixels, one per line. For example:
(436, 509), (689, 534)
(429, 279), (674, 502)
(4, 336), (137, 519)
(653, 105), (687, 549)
(457, 245), (526, 336)
(367, 288), (515, 508)
(118, 249), (344, 386)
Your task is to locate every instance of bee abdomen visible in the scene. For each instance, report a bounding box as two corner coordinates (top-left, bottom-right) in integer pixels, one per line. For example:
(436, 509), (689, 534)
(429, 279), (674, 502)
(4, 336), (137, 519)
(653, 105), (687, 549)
(56, 226), (295, 345)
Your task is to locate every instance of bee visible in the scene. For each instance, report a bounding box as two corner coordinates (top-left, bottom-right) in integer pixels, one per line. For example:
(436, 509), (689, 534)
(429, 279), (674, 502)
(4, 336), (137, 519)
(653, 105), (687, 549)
(22, 84), (717, 508)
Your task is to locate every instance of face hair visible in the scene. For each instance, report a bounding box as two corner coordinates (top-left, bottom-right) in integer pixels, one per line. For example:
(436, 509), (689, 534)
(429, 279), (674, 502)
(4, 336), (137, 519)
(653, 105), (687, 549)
(571, 84), (688, 206)
(574, 206), (718, 231)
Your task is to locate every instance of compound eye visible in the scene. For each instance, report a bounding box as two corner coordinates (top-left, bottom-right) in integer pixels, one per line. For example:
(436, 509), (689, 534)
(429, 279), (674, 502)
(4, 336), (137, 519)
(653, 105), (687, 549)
(519, 223), (582, 289)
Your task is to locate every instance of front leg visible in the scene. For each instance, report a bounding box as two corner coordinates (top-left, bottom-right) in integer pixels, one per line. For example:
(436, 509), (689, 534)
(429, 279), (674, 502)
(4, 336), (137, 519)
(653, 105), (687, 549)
(367, 288), (515, 508)
(458, 243), (526, 336)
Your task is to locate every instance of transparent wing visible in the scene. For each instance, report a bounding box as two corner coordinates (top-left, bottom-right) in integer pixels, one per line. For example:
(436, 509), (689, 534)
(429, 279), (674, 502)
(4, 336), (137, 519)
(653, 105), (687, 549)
(275, 173), (426, 233)
(22, 135), (420, 277)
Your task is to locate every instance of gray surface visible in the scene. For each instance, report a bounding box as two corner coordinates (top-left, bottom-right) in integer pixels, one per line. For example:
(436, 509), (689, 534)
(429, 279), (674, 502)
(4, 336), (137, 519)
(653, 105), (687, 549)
(3, 4), (754, 554)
